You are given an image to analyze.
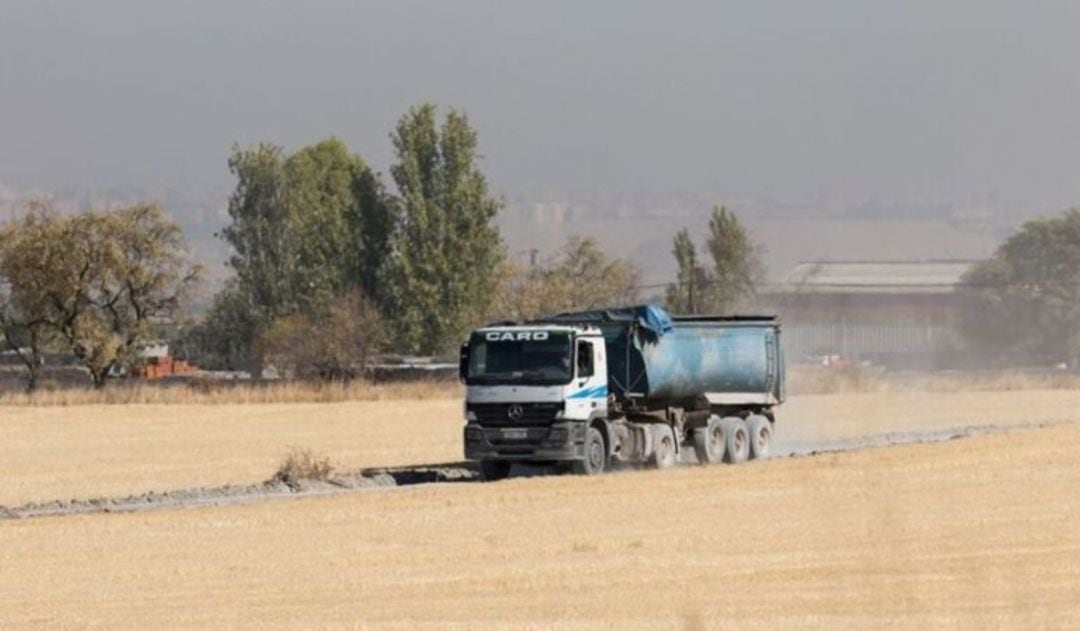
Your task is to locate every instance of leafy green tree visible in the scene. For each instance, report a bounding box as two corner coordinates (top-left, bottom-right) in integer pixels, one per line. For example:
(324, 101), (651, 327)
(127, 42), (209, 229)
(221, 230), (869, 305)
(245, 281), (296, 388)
(705, 205), (763, 313)
(382, 104), (505, 354)
(219, 139), (393, 373)
(665, 229), (714, 314)
(221, 143), (295, 335)
(174, 279), (258, 372)
(495, 236), (641, 321)
(666, 206), (762, 315)
(285, 139), (395, 311)
(958, 208), (1080, 366)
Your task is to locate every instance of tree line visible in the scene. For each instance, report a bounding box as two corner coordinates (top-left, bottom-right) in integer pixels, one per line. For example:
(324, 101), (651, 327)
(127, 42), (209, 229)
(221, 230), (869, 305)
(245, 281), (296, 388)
(4, 101), (1079, 390)
(0, 104), (685, 389)
(183, 103), (693, 379)
(187, 103), (506, 376)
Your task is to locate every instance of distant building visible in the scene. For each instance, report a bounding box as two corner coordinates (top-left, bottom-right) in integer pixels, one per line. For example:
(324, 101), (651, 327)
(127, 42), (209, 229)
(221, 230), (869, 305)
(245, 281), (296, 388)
(762, 261), (979, 368)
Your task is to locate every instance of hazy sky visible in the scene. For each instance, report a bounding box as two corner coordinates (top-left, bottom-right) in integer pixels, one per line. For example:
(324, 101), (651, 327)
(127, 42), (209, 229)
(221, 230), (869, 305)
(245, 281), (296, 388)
(2, 0), (1079, 210)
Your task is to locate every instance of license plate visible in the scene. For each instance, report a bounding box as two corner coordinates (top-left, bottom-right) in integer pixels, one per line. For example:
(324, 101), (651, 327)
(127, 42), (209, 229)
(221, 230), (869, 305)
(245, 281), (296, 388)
(503, 429), (528, 440)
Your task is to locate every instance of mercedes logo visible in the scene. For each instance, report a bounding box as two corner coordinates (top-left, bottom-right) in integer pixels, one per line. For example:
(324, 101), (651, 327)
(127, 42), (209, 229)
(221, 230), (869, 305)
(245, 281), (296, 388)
(507, 404), (524, 421)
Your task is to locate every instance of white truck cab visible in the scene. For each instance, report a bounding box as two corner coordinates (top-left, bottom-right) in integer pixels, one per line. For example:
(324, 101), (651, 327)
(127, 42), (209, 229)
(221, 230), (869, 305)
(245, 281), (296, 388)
(460, 324), (608, 478)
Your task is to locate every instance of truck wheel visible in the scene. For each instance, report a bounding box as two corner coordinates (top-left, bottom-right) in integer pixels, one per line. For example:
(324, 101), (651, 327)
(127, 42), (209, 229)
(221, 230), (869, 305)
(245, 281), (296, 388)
(572, 427), (607, 475)
(480, 460), (512, 481)
(747, 414), (772, 460)
(647, 425), (677, 469)
(692, 416), (725, 465)
(722, 417), (750, 464)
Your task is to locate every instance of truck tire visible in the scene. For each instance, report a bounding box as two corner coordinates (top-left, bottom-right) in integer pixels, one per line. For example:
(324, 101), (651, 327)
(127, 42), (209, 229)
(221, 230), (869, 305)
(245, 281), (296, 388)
(692, 416), (725, 465)
(480, 460), (512, 481)
(722, 417), (750, 464)
(747, 414), (772, 460)
(572, 427), (608, 475)
(647, 424), (677, 469)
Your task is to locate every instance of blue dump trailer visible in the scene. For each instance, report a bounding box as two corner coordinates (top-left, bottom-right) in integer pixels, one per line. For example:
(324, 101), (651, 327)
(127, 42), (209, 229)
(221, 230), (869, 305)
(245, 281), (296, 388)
(460, 305), (785, 479)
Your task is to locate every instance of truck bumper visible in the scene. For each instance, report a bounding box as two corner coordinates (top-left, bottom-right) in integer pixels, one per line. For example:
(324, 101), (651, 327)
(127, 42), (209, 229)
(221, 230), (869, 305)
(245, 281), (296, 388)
(464, 421), (587, 462)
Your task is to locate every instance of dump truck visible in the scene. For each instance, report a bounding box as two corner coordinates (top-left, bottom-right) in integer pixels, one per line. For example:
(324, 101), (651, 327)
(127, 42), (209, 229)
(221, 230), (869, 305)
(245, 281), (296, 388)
(460, 305), (785, 479)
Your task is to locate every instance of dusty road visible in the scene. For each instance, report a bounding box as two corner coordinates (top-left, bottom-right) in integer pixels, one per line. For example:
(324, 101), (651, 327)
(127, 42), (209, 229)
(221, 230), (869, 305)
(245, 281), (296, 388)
(3, 421), (1080, 628)
(6, 389), (1080, 506)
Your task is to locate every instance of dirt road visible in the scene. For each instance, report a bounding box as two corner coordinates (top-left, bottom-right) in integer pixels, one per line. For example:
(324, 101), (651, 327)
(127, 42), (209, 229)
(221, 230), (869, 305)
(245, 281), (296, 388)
(3, 421), (1079, 628)
(5, 389), (1080, 506)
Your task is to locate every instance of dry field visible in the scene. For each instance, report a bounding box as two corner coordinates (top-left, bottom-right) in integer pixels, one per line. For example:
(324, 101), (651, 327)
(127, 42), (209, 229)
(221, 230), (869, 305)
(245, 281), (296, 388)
(3, 421), (1080, 628)
(5, 388), (1080, 507)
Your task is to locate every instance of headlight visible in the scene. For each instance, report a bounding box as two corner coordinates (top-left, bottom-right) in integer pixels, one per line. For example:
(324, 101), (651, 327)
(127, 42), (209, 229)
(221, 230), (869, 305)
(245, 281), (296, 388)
(465, 426), (483, 441)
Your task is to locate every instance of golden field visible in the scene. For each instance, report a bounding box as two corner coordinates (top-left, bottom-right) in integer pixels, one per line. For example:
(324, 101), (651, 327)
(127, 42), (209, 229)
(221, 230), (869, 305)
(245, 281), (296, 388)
(6, 388), (1080, 507)
(3, 421), (1080, 628)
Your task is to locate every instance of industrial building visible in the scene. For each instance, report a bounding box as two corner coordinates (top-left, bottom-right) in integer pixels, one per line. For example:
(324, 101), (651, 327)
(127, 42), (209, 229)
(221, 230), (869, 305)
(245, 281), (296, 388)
(762, 261), (979, 368)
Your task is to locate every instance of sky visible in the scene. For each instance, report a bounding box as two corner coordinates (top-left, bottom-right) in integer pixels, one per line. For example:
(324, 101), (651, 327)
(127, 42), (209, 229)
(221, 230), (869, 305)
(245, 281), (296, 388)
(2, 0), (1080, 211)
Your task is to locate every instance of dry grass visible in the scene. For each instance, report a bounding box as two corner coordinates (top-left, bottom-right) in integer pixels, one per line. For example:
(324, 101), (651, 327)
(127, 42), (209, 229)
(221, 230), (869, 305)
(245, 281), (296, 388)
(271, 447), (334, 486)
(0, 399), (466, 506)
(6, 389), (1080, 507)
(0, 367), (1075, 406)
(789, 365), (1080, 395)
(0, 378), (461, 407)
(4, 423), (1080, 627)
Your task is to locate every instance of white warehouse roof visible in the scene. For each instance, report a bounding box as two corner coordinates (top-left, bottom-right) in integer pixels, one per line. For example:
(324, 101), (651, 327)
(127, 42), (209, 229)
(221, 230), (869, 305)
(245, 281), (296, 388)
(776, 260), (980, 294)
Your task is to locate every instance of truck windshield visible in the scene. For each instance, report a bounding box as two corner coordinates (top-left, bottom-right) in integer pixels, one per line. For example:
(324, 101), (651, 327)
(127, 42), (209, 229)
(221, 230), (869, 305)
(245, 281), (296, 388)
(466, 331), (573, 385)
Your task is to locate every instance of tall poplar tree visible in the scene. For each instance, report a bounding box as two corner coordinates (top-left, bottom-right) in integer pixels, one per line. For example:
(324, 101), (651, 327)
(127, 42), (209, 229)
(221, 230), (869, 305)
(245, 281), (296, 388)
(382, 104), (505, 355)
(705, 205), (763, 313)
(666, 206), (762, 315)
(665, 229), (714, 314)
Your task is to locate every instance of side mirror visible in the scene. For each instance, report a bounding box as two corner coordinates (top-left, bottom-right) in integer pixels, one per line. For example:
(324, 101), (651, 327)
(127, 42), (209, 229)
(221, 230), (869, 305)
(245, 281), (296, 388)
(459, 342), (470, 383)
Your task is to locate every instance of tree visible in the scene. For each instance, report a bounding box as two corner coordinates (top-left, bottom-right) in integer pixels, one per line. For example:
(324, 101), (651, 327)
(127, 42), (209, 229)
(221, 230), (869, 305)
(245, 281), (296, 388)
(258, 290), (387, 382)
(174, 279), (258, 372)
(958, 208), (1080, 366)
(666, 206), (762, 315)
(0, 203), (200, 389)
(705, 205), (763, 313)
(285, 139), (395, 311)
(665, 229), (714, 314)
(348, 158), (398, 303)
(221, 143), (294, 336)
(0, 202), (64, 391)
(220, 139), (393, 373)
(48, 205), (201, 388)
(381, 104), (505, 354)
(495, 236), (641, 321)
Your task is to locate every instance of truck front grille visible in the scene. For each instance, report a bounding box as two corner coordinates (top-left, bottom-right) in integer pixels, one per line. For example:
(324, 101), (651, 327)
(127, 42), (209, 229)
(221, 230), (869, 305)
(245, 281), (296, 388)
(468, 402), (562, 426)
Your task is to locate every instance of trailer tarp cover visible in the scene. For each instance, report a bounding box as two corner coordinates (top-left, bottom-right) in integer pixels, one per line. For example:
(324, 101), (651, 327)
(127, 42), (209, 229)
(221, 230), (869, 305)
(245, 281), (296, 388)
(541, 304), (674, 336)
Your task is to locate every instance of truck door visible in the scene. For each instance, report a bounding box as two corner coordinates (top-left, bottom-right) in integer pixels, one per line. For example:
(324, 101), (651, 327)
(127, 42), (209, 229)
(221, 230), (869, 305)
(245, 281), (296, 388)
(566, 338), (608, 420)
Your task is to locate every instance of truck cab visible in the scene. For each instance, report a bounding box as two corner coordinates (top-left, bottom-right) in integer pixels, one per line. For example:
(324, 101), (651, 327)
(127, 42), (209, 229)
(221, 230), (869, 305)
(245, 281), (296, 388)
(460, 325), (610, 479)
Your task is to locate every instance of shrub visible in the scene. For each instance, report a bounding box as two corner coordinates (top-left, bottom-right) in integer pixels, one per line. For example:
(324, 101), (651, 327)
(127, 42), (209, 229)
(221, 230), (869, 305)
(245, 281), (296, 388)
(271, 447), (334, 486)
